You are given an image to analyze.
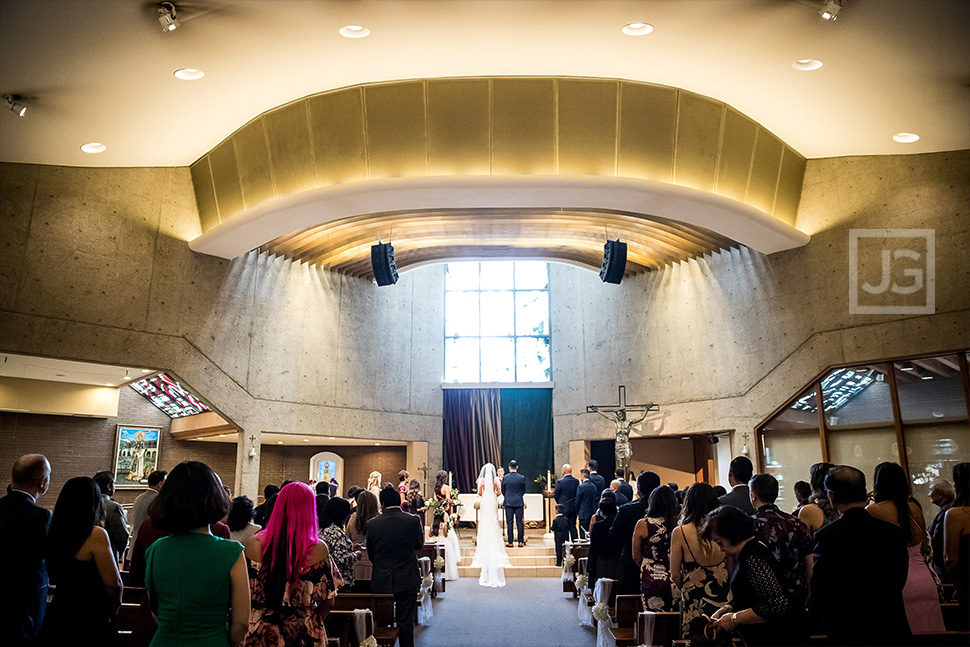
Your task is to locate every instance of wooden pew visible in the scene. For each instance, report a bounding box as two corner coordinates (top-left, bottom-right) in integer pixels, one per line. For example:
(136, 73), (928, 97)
(417, 543), (445, 596)
(941, 602), (967, 632)
(114, 587), (156, 647)
(612, 595), (640, 646)
(635, 610), (680, 647)
(562, 542), (589, 595)
(326, 592), (399, 647)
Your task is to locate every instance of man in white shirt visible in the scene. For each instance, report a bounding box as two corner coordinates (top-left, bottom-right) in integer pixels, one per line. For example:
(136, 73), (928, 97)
(130, 470), (166, 541)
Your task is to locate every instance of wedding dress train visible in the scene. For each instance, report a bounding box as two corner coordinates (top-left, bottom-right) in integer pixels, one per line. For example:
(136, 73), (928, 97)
(470, 463), (511, 587)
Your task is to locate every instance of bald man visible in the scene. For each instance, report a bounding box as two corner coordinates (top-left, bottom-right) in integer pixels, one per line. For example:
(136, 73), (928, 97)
(553, 464), (579, 540)
(0, 454), (52, 644)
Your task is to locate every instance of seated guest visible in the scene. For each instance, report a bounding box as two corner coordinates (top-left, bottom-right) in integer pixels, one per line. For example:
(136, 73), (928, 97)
(41, 476), (123, 646)
(615, 468), (634, 501)
(227, 495), (261, 545)
(798, 462), (837, 535)
(928, 477), (955, 583)
(243, 482), (339, 646)
(704, 505), (804, 646)
(253, 484), (280, 527)
(670, 482), (730, 644)
(587, 494), (620, 588)
(632, 485), (678, 611)
(811, 465), (910, 645)
(129, 470), (166, 549)
(749, 473), (813, 607)
(0, 453), (52, 644)
(867, 461), (945, 633)
(609, 479), (629, 506)
(611, 471), (661, 595)
(348, 490), (380, 581)
(551, 504), (571, 566)
(93, 471), (129, 562)
(319, 496), (357, 592)
(145, 461), (250, 647)
(718, 456), (754, 514)
(944, 462), (970, 626)
(792, 480), (811, 514)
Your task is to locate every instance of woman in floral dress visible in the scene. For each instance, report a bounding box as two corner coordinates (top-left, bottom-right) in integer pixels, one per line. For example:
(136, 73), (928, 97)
(632, 486), (679, 612)
(244, 483), (343, 647)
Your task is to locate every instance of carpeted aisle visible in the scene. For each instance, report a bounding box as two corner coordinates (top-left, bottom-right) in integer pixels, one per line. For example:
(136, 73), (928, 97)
(414, 577), (597, 647)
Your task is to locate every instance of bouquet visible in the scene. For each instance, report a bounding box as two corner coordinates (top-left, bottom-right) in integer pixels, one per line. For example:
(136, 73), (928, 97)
(592, 602), (611, 623)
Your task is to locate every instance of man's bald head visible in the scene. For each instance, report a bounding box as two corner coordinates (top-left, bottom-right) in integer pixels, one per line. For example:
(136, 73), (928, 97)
(12, 454), (51, 497)
(562, 464), (572, 475)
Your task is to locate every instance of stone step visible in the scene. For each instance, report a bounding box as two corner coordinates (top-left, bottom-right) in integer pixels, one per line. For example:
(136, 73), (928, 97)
(459, 546), (553, 557)
(457, 555), (558, 567)
(457, 565), (562, 578)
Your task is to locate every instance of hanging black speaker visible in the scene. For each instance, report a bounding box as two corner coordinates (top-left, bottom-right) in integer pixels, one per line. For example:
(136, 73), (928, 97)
(599, 239), (627, 284)
(371, 242), (399, 286)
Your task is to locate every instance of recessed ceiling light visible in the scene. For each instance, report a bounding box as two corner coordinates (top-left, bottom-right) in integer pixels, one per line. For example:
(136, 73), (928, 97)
(893, 132), (920, 143)
(339, 24), (370, 38)
(303, 439), (309, 442)
(621, 22), (654, 36)
(141, 369), (151, 373)
(374, 442), (381, 446)
(329, 436), (336, 440)
(218, 434), (226, 437)
(277, 441), (284, 444)
(173, 68), (205, 81)
(792, 59), (823, 71)
(105, 383), (114, 387)
(81, 143), (106, 154)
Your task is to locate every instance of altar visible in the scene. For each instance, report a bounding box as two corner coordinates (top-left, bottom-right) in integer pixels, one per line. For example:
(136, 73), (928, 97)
(456, 492), (545, 525)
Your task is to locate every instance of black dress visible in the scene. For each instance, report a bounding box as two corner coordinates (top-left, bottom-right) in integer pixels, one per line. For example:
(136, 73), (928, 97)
(729, 540), (805, 646)
(41, 557), (115, 645)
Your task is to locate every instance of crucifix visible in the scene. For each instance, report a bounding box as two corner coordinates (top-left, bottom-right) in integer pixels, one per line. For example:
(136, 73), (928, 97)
(417, 462), (430, 495)
(587, 386), (659, 480)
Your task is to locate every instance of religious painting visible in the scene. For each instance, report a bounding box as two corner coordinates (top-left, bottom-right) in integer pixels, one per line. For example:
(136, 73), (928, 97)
(114, 425), (161, 488)
(309, 451), (343, 493)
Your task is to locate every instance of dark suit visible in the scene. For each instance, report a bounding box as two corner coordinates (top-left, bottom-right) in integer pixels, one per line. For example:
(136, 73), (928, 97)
(588, 472), (607, 498)
(588, 514), (620, 588)
(575, 479), (598, 538)
(718, 484), (754, 514)
(610, 497), (648, 594)
(551, 514), (571, 565)
(617, 481), (634, 502)
(0, 491), (51, 644)
(553, 474), (580, 540)
(501, 471), (526, 544)
(367, 507), (425, 647)
(811, 507), (910, 646)
(612, 490), (629, 507)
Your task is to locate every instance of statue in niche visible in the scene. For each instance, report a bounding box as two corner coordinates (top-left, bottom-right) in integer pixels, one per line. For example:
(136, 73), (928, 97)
(587, 386), (659, 479)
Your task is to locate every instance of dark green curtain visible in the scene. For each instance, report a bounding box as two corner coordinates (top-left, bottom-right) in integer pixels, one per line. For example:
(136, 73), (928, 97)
(499, 388), (553, 493)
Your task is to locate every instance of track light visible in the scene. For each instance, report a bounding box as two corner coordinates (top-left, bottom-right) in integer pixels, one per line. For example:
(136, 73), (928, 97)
(4, 95), (26, 117)
(158, 2), (180, 32)
(819, 0), (843, 21)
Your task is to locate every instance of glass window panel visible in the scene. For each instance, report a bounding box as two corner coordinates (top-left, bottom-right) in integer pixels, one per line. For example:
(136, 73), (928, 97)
(823, 365), (894, 427)
(480, 338), (515, 382)
(895, 355), (969, 422)
(444, 338), (480, 383)
(480, 291), (514, 336)
(828, 427), (900, 490)
(763, 431), (823, 514)
(516, 337), (551, 382)
(905, 421), (970, 530)
(479, 261), (514, 290)
(445, 262), (479, 291)
(515, 261), (549, 289)
(444, 291), (479, 337)
(515, 290), (549, 336)
(762, 387), (819, 432)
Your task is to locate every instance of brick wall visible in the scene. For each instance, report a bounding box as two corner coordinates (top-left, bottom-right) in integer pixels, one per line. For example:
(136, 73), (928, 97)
(0, 386), (237, 508)
(258, 445), (407, 501)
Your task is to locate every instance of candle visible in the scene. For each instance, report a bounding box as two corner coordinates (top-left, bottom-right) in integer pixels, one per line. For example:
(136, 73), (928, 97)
(547, 469), (551, 491)
(448, 471), (452, 490)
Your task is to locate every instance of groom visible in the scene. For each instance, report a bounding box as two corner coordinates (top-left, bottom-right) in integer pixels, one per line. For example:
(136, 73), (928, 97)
(501, 461), (526, 547)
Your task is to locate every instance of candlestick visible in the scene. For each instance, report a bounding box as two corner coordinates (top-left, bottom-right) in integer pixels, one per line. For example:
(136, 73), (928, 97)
(547, 469), (551, 492)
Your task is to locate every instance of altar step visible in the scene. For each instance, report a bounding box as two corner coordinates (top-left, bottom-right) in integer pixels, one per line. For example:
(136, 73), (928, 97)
(456, 543), (562, 578)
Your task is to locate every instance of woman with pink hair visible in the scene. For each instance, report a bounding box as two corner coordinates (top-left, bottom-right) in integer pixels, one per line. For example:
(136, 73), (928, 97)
(243, 482), (343, 647)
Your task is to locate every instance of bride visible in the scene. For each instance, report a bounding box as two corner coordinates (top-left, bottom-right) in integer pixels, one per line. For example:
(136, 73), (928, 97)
(470, 463), (511, 587)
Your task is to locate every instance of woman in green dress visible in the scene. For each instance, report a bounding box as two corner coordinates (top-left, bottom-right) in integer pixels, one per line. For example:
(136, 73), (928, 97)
(146, 461), (250, 646)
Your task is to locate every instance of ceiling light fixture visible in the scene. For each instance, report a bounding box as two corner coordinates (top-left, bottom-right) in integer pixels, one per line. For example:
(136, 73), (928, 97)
(792, 59), (823, 71)
(329, 436), (336, 440)
(277, 441), (283, 444)
(374, 442), (381, 446)
(339, 24), (370, 38)
(621, 22), (654, 36)
(105, 383), (114, 387)
(81, 143), (106, 154)
(893, 132), (920, 143)
(141, 369), (151, 373)
(123, 370), (131, 380)
(173, 68), (204, 81)
(303, 439), (309, 442)
(3, 95), (27, 117)
(900, 363), (915, 371)
(819, 0), (843, 21)
(158, 2), (180, 32)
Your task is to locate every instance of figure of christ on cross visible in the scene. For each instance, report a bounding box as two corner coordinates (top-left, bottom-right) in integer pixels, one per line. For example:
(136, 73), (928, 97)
(587, 386), (659, 480)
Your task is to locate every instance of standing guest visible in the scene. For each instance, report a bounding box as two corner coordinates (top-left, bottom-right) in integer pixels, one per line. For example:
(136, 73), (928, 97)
(632, 485), (678, 611)
(228, 496), (261, 546)
(611, 471), (660, 595)
(367, 471), (383, 501)
(615, 468), (634, 501)
(329, 478), (339, 498)
(397, 470), (410, 505)
(712, 485), (727, 498)
(797, 462), (838, 534)
(610, 479), (630, 506)
(749, 474), (813, 608)
(944, 462), (970, 626)
(40, 476), (122, 646)
(551, 504), (571, 566)
(404, 479), (425, 522)
(253, 484), (280, 528)
(792, 480), (812, 514)
(93, 471), (129, 562)
(501, 460), (527, 547)
(0, 454), (52, 645)
(367, 486), (424, 647)
(314, 493), (330, 531)
(348, 490), (379, 582)
(145, 461), (250, 647)
(718, 457), (754, 514)
(553, 463), (580, 540)
(587, 460), (607, 497)
(704, 506), (803, 646)
(811, 465), (910, 645)
(928, 477), (955, 583)
(319, 497), (357, 592)
(346, 486), (362, 508)
(314, 482), (329, 497)
(130, 470), (166, 546)
(576, 469), (598, 539)
(867, 462), (945, 633)
(587, 494), (620, 587)
(670, 482), (730, 644)
(243, 482), (340, 646)
(429, 470), (452, 538)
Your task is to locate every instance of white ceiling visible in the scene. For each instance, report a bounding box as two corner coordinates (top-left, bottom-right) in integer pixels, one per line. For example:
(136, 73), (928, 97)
(1, 0), (968, 168)
(0, 353), (155, 388)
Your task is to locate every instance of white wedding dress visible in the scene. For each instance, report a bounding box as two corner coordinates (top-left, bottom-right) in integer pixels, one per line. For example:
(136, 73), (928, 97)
(470, 463), (511, 587)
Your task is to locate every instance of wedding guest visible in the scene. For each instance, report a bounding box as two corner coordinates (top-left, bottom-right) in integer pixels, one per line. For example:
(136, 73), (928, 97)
(615, 468), (634, 501)
(553, 463), (580, 540)
(712, 485), (727, 498)
(243, 482), (339, 646)
(93, 471), (129, 561)
(704, 505), (803, 646)
(346, 486), (362, 508)
(749, 473), (813, 607)
(404, 479), (425, 520)
(397, 469), (410, 505)
(587, 460), (607, 496)
(315, 493), (330, 531)
(253, 484), (280, 527)
(718, 457), (754, 514)
(670, 482), (730, 644)
(633, 485), (678, 611)
(145, 461), (249, 647)
(611, 471), (660, 595)
(797, 462), (837, 534)
(610, 479), (629, 506)
(367, 471), (383, 501)
(319, 497), (357, 591)
(315, 482), (329, 496)
(587, 495), (620, 587)
(928, 477), (955, 583)
(430, 471), (452, 537)
(228, 495), (261, 545)
(551, 504), (570, 566)
(576, 469), (598, 539)
(129, 470), (166, 546)
(867, 461), (945, 633)
(348, 490), (379, 581)
(944, 462), (970, 626)
(40, 476), (122, 646)
(0, 454), (51, 645)
(792, 480), (811, 514)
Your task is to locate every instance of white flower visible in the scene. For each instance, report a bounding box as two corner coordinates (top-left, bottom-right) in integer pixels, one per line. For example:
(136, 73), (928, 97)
(563, 554), (576, 568)
(592, 602), (611, 623)
(646, 595), (666, 611)
(360, 637), (378, 647)
(434, 556), (445, 569)
(575, 575), (588, 591)
(421, 574), (434, 590)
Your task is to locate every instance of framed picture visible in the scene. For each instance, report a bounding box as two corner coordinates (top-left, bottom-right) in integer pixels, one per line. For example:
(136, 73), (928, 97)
(114, 425), (161, 488)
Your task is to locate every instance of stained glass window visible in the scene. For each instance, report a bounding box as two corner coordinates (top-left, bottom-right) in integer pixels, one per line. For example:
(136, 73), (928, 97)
(130, 373), (210, 418)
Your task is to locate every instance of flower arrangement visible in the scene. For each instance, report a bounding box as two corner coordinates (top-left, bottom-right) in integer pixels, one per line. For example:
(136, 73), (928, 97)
(360, 636), (378, 647)
(575, 574), (588, 591)
(434, 555), (445, 570)
(592, 602), (611, 623)
(421, 573), (434, 590)
(563, 554), (576, 568)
